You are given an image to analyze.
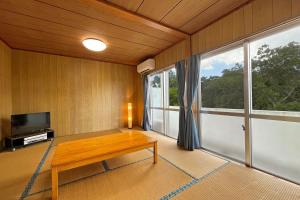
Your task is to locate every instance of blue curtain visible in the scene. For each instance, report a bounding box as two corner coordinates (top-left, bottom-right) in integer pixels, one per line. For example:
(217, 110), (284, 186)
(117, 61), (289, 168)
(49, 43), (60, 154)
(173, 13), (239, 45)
(142, 75), (150, 131)
(184, 55), (200, 150)
(175, 60), (186, 147)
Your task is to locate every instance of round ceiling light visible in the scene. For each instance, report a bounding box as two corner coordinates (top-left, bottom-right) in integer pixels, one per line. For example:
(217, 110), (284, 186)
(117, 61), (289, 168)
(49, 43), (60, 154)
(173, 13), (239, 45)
(82, 38), (107, 52)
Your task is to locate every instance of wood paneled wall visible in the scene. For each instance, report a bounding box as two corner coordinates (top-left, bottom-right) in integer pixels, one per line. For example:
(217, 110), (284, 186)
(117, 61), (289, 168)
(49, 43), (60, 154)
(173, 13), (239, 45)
(154, 38), (191, 70)
(192, 0), (300, 55)
(11, 50), (138, 137)
(0, 41), (12, 148)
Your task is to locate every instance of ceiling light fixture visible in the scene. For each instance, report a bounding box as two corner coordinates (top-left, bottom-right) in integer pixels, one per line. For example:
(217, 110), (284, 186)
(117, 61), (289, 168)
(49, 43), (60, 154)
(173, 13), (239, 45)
(82, 38), (106, 52)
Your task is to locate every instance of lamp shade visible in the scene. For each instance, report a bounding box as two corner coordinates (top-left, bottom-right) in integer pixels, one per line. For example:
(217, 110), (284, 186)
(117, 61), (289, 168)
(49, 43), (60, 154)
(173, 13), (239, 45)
(82, 38), (106, 51)
(128, 103), (132, 129)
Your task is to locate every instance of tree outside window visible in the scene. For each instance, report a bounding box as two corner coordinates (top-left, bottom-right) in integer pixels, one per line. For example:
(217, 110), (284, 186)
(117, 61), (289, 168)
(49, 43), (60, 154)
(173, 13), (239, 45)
(168, 69), (179, 107)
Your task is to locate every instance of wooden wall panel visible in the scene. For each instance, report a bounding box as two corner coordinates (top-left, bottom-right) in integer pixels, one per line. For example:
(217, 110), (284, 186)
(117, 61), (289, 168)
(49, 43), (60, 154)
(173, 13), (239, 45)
(252, 0), (273, 32)
(11, 50), (138, 137)
(232, 8), (246, 40)
(0, 41), (12, 148)
(191, 30), (206, 56)
(244, 3), (253, 35)
(192, 0), (300, 55)
(155, 38), (191, 70)
(273, 0), (292, 24)
(292, 0), (300, 17)
(220, 13), (234, 44)
(205, 21), (222, 51)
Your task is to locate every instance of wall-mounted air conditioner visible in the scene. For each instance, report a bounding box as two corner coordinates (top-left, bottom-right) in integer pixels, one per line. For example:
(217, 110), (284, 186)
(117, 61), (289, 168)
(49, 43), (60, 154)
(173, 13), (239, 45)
(137, 58), (155, 74)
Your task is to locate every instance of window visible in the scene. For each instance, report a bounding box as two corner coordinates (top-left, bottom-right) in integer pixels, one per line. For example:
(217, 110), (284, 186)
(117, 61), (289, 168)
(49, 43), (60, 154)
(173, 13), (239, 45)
(201, 114), (245, 161)
(165, 67), (180, 139)
(199, 46), (245, 161)
(149, 73), (164, 133)
(250, 26), (300, 111)
(250, 25), (300, 184)
(150, 74), (163, 108)
(200, 47), (244, 109)
(149, 67), (180, 139)
(166, 68), (179, 107)
(151, 109), (164, 133)
(148, 22), (300, 183)
(251, 118), (300, 183)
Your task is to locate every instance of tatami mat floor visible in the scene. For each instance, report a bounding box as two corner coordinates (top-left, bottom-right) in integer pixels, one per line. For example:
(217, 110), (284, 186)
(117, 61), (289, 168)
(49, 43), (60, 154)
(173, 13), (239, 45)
(0, 128), (299, 200)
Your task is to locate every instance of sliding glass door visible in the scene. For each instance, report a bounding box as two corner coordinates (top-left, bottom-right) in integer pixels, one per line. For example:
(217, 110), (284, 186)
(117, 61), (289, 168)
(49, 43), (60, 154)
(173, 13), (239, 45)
(148, 21), (300, 184)
(165, 68), (180, 139)
(149, 66), (180, 139)
(149, 73), (164, 133)
(199, 22), (300, 183)
(199, 46), (246, 162)
(249, 25), (300, 183)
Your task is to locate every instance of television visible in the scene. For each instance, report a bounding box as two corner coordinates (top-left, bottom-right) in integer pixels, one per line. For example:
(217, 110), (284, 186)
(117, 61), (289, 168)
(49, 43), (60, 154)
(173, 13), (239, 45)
(11, 112), (50, 137)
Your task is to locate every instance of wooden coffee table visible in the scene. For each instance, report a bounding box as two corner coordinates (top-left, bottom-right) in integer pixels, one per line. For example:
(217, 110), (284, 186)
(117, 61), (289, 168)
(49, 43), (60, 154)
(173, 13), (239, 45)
(51, 131), (157, 200)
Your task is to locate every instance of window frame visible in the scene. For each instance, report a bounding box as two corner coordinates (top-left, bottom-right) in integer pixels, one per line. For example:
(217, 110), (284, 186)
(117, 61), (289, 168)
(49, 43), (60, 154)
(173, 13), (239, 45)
(148, 18), (300, 184)
(198, 18), (300, 172)
(199, 44), (245, 110)
(148, 65), (180, 139)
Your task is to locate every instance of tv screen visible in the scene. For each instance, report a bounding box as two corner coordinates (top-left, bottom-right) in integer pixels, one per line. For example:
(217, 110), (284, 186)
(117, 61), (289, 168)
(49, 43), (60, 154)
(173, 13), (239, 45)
(11, 112), (50, 137)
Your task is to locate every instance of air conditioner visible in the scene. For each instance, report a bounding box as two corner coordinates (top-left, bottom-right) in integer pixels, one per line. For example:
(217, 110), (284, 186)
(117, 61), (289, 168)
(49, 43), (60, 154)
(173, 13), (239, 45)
(137, 58), (155, 74)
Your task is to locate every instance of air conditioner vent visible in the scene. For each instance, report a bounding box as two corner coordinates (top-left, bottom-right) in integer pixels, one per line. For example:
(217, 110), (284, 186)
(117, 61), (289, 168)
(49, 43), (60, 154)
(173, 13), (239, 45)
(137, 59), (155, 74)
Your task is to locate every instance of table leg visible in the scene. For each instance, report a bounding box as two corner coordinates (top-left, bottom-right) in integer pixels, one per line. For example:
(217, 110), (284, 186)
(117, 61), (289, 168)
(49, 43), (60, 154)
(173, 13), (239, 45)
(52, 167), (58, 200)
(153, 141), (158, 164)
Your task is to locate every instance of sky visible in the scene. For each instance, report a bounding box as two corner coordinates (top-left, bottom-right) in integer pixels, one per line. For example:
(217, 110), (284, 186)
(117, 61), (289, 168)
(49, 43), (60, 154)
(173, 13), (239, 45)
(201, 25), (300, 78)
(201, 47), (243, 77)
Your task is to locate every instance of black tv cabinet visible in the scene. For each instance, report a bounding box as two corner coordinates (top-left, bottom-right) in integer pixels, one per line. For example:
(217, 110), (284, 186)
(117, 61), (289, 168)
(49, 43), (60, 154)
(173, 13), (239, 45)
(5, 129), (54, 151)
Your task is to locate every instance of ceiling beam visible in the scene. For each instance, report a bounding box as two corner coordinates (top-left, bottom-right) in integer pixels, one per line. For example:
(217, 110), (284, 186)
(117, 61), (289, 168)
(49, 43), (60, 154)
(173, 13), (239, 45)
(95, 0), (190, 38)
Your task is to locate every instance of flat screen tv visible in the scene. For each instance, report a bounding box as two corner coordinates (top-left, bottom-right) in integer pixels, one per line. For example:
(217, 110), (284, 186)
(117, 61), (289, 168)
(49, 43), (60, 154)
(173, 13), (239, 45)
(11, 112), (50, 137)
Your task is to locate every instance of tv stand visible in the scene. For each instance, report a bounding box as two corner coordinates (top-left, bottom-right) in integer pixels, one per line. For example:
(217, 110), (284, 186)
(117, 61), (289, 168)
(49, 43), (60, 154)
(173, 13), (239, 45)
(5, 129), (54, 151)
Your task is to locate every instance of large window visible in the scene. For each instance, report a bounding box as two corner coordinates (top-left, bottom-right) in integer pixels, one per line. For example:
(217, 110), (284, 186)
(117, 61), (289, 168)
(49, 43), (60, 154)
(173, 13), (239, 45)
(199, 23), (300, 183)
(149, 67), (180, 139)
(200, 46), (245, 162)
(250, 26), (300, 112)
(250, 25), (300, 184)
(148, 22), (300, 184)
(201, 47), (244, 109)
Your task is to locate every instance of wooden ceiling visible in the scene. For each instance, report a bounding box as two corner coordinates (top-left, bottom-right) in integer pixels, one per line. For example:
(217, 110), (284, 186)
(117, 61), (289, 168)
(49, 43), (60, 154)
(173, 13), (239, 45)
(107, 0), (250, 33)
(0, 0), (250, 65)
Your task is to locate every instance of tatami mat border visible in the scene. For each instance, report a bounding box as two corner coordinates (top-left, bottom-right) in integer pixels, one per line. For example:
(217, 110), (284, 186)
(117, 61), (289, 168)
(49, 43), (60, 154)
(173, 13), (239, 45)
(160, 161), (230, 200)
(147, 148), (197, 179)
(19, 140), (54, 200)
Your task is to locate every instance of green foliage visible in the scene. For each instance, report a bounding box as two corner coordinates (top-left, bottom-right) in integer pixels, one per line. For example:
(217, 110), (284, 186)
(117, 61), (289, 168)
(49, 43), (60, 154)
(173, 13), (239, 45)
(169, 87), (179, 106)
(201, 42), (300, 111)
(168, 70), (179, 106)
(201, 64), (244, 109)
(252, 42), (300, 111)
